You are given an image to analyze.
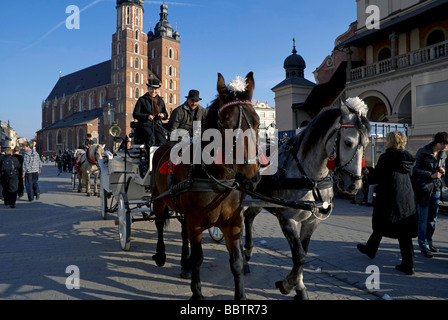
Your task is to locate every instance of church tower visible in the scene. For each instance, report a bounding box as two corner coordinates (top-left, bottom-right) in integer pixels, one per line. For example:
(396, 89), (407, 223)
(110, 0), (148, 139)
(147, 1), (180, 114)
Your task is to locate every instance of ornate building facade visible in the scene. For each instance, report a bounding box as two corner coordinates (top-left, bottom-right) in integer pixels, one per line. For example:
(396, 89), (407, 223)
(37, 0), (180, 156)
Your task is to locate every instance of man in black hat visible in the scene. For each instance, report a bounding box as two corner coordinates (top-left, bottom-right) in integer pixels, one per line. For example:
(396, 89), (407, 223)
(167, 89), (207, 136)
(133, 79), (168, 146)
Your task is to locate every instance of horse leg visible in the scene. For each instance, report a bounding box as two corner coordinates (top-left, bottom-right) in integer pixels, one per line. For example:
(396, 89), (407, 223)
(189, 225), (204, 300)
(275, 214), (307, 298)
(292, 221), (320, 300)
(152, 205), (168, 267)
(242, 206), (261, 274)
(179, 218), (191, 279)
(222, 225), (246, 300)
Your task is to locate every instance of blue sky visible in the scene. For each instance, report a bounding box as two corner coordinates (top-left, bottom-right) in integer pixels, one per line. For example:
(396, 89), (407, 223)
(0, 0), (356, 140)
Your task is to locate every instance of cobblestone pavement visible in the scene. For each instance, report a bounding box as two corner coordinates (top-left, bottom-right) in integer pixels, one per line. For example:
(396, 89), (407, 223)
(0, 163), (447, 301)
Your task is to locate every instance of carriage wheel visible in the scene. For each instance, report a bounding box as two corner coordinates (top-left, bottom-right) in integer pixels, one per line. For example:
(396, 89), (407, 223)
(208, 227), (224, 243)
(117, 193), (131, 251)
(100, 188), (109, 220)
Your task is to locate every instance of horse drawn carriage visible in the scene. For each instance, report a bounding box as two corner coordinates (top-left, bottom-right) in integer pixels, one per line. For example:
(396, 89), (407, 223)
(91, 72), (369, 300)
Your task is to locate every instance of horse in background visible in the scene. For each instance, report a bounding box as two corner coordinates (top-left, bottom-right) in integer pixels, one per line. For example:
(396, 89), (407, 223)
(242, 97), (370, 300)
(74, 144), (105, 196)
(150, 72), (260, 300)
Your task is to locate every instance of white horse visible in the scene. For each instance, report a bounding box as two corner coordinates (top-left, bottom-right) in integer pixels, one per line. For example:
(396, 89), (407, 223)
(74, 144), (105, 196)
(243, 98), (370, 300)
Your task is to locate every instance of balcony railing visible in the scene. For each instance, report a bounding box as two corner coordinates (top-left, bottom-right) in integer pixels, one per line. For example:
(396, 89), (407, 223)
(350, 40), (448, 81)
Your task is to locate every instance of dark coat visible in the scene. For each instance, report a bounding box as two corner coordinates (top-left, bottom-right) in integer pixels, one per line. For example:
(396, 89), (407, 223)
(133, 93), (168, 130)
(1, 155), (21, 193)
(372, 148), (417, 239)
(412, 143), (446, 201)
(167, 102), (207, 134)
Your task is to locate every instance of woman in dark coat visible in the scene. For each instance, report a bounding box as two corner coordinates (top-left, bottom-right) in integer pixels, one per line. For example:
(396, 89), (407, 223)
(132, 79), (168, 146)
(357, 131), (417, 275)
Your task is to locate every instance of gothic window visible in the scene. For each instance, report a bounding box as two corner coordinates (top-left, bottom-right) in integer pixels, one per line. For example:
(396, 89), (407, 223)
(126, 7), (130, 25)
(135, 73), (140, 84)
(47, 133), (53, 151)
(89, 93), (94, 110)
(99, 91), (104, 107)
(79, 97), (83, 111)
(57, 130), (63, 145)
(117, 43), (121, 55)
(169, 94), (173, 104)
(135, 30), (139, 40)
(135, 43), (139, 54)
(169, 48), (173, 59)
(136, 9), (139, 27)
(169, 80), (173, 90)
(152, 49), (156, 59)
(135, 88), (140, 98)
(168, 66), (173, 76)
(135, 57), (139, 69)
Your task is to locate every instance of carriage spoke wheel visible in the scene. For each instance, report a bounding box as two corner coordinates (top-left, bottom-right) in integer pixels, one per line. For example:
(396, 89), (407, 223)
(117, 193), (131, 251)
(208, 226), (224, 243)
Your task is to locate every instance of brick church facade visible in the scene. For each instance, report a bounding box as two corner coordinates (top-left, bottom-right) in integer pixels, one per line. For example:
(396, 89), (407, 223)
(37, 0), (180, 156)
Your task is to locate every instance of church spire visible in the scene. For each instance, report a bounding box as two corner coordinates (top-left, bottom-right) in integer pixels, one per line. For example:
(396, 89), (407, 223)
(292, 38), (297, 54)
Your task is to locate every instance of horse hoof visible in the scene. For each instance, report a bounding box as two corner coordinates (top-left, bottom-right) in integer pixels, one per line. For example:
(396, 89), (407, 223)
(180, 268), (191, 279)
(275, 280), (291, 295)
(152, 253), (166, 267)
(294, 290), (309, 301)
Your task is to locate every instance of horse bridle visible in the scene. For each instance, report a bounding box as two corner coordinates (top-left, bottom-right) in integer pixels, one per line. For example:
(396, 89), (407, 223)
(328, 122), (366, 181)
(217, 100), (259, 165)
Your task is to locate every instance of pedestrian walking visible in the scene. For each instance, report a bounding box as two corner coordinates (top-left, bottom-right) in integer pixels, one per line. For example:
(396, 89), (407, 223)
(357, 131), (417, 275)
(56, 150), (63, 176)
(13, 146), (24, 198)
(1, 148), (21, 208)
(411, 131), (448, 258)
(22, 141), (42, 202)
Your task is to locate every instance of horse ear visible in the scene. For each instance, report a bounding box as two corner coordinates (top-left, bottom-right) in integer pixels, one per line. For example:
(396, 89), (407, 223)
(245, 72), (255, 98)
(217, 73), (229, 101)
(340, 100), (350, 119)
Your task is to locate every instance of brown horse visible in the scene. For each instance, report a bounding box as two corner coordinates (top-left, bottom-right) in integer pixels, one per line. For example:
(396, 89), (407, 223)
(150, 72), (260, 300)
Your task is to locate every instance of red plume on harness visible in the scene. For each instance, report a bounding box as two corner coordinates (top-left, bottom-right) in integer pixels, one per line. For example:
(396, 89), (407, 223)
(159, 161), (175, 175)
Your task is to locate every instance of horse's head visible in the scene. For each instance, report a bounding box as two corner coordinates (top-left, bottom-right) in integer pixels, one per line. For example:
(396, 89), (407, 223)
(211, 72), (260, 186)
(90, 144), (105, 163)
(330, 98), (370, 195)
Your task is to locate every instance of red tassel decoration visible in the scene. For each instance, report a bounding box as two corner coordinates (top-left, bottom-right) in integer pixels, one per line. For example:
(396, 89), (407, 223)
(327, 151), (336, 171)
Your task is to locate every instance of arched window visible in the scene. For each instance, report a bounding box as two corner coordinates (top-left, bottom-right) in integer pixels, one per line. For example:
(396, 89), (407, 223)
(67, 130), (73, 150)
(136, 9), (139, 26)
(169, 94), (173, 104)
(152, 49), (156, 59)
(378, 47), (391, 61)
(169, 79), (173, 90)
(135, 30), (139, 40)
(57, 130), (63, 145)
(168, 66), (173, 76)
(135, 43), (139, 54)
(426, 29), (445, 46)
(79, 97), (83, 111)
(89, 93), (94, 110)
(135, 88), (140, 98)
(169, 48), (173, 59)
(135, 73), (140, 84)
(47, 132), (53, 151)
(126, 7), (130, 24)
(135, 57), (139, 69)
(99, 91), (104, 107)
(117, 43), (121, 55)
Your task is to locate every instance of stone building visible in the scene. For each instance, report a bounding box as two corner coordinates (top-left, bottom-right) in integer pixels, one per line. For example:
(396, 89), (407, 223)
(37, 0), (180, 156)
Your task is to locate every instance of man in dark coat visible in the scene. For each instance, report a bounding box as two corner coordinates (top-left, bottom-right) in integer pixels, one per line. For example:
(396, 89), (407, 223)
(357, 131), (417, 275)
(1, 148), (22, 208)
(132, 79), (168, 146)
(13, 146), (24, 198)
(412, 131), (447, 258)
(167, 89), (207, 136)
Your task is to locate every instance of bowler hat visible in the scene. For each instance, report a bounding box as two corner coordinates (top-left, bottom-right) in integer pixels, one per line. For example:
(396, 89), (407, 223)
(185, 89), (202, 101)
(146, 79), (161, 88)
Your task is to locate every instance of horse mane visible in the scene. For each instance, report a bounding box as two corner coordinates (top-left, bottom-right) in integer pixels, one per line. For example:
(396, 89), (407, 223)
(299, 106), (370, 160)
